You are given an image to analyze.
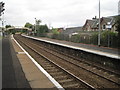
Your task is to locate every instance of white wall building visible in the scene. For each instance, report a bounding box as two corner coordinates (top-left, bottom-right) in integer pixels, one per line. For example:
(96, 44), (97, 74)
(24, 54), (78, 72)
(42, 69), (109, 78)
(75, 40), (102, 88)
(119, 0), (120, 15)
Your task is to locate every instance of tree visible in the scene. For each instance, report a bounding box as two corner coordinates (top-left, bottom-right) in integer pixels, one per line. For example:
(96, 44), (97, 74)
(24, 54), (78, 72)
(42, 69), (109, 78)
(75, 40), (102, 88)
(37, 24), (49, 36)
(115, 15), (120, 34)
(36, 19), (41, 25)
(5, 25), (11, 28)
(51, 28), (59, 34)
(24, 22), (33, 28)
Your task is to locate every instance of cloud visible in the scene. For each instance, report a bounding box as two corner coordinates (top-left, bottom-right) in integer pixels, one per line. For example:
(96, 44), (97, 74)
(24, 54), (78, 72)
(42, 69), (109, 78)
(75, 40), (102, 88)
(94, 0), (119, 17)
(3, 0), (119, 27)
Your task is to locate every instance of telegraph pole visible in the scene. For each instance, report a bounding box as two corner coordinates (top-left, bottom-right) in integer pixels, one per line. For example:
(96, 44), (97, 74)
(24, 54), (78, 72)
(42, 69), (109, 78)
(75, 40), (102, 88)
(98, 0), (101, 47)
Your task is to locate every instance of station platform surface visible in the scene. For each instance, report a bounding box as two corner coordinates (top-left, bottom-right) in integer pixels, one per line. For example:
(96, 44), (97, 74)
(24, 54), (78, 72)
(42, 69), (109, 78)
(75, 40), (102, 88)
(23, 35), (119, 59)
(2, 36), (31, 88)
(2, 35), (58, 89)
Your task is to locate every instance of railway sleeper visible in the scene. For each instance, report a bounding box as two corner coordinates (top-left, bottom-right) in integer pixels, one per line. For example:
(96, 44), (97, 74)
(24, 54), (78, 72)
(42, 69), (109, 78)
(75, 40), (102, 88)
(40, 61), (48, 63)
(54, 75), (69, 80)
(44, 64), (53, 67)
(62, 83), (80, 88)
(46, 69), (60, 72)
(58, 79), (74, 83)
(49, 72), (63, 76)
(44, 66), (56, 70)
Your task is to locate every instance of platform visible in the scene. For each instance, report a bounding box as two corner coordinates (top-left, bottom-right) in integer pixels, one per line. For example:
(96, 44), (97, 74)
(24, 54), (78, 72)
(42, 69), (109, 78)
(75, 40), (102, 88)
(22, 35), (120, 60)
(2, 35), (60, 89)
(2, 36), (31, 88)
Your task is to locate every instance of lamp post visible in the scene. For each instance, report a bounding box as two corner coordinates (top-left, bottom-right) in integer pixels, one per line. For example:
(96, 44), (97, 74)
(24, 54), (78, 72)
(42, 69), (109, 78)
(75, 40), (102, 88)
(98, 0), (101, 47)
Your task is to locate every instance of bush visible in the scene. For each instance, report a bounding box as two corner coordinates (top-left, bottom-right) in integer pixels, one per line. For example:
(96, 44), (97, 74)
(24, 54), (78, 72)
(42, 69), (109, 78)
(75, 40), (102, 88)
(91, 31), (118, 48)
(71, 35), (81, 43)
(91, 32), (98, 45)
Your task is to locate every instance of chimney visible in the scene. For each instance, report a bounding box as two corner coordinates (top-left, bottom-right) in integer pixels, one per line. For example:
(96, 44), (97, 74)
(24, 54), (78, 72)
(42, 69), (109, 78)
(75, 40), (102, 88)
(92, 16), (97, 20)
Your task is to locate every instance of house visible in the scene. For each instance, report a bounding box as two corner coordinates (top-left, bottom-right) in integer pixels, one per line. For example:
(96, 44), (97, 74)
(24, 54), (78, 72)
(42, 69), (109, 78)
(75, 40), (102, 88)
(82, 16), (117, 32)
(57, 28), (64, 33)
(82, 19), (98, 31)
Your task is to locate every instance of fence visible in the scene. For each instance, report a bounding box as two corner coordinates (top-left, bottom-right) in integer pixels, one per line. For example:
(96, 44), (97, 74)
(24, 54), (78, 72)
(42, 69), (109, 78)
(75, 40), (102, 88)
(47, 31), (119, 48)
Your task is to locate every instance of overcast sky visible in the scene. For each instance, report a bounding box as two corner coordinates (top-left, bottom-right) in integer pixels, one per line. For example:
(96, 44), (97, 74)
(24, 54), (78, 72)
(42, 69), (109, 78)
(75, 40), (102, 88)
(2, 0), (120, 28)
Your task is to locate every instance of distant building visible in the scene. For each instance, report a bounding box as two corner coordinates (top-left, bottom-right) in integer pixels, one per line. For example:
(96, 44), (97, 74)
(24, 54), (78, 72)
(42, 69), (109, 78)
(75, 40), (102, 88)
(82, 16), (117, 32)
(57, 28), (64, 33)
(118, 0), (120, 15)
(61, 26), (82, 36)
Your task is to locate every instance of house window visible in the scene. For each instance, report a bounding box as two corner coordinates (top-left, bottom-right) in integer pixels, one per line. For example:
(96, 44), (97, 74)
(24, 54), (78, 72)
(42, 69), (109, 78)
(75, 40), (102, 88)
(103, 25), (106, 30)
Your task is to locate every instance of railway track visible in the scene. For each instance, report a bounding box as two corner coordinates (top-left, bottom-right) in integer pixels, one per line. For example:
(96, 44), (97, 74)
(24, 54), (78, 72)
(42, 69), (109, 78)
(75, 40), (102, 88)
(21, 35), (120, 86)
(14, 34), (120, 88)
(14, 35), (95, 89)
(35, 40), (120, 85)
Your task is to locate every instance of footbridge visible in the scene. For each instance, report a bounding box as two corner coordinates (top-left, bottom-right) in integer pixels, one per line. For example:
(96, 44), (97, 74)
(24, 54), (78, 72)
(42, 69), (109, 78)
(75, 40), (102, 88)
(6, 26), (32, 32)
